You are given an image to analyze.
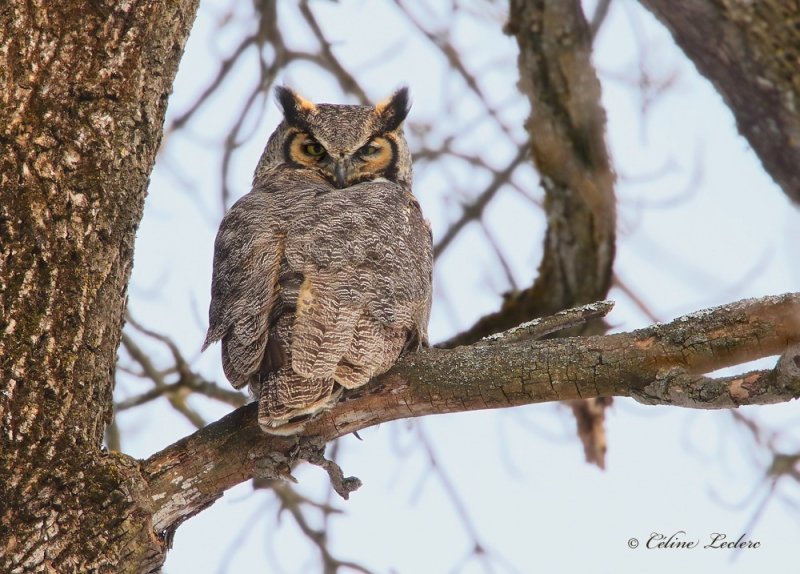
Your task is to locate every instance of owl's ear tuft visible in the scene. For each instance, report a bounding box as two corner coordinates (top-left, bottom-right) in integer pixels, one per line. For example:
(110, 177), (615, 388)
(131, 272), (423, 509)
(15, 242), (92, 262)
(376, 87), (411, 132)
(275, 86), (317, 127)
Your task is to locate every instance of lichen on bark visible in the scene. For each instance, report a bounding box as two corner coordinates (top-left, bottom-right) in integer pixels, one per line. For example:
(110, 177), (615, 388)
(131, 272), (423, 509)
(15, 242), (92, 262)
(1, 1), (199, 571)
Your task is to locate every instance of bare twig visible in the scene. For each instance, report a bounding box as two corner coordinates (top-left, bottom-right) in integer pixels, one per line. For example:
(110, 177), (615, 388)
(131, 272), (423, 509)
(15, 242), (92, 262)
(116, 377), (245, 411)
(434, 146), (529, 259)
(590, 0), (613, 40)
(167, 35), (258, 133)
(612, 274), (660, 323)
(477, 218), (520, 292)
(298, 1), (370, 104)
(396, 0), (516, 138)
(121, 315), (246, 410)
(416, 423), (509, 573)
(271, 481), (373, 574)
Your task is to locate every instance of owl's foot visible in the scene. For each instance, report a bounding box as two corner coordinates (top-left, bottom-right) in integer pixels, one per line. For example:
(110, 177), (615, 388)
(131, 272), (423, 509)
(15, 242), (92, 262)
(299, 435), (362, 500)
(253, 435), (362, 500)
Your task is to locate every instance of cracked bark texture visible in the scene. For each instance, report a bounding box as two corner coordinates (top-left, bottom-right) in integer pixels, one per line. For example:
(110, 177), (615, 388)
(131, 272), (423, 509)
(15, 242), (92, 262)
(446, 0), (616, 349)
(0, 1), (198, 572)
(145, 293), (800, 534)
(639, 0), (800, 205)
(505, 0), (617, 467)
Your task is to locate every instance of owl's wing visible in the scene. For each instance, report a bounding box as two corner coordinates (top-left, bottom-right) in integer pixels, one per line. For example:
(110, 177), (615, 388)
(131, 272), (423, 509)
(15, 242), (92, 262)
(366, 191), (433, 345)
(203, 192), (283, 389)
(285, 181), (433, 386)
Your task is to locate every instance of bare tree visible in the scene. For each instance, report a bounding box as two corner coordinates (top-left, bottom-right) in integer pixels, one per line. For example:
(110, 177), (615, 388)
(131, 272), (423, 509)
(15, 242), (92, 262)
(2, 0), (799, 571)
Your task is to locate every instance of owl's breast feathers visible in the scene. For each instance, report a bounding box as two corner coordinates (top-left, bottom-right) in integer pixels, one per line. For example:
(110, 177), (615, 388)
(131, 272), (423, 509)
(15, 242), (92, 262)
(204, 174), (432, 433)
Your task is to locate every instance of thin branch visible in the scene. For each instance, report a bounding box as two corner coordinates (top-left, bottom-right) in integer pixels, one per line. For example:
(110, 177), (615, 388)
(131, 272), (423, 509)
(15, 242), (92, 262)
(477, 219), (519, 293)
(475, 300), (613, 346)
(590, 0), (613, 40)
(415, 423), (506, 573)
(270, 482), (372, 574)
(116, 377), (245, 411)
(298, 1), (370, 104)
(433, 146), (528, 259)
(396, 0), (516, 138)
(721, 405), (800, 553)
(123, 315), (245, 408)
(613, 274), (660, 323)
(166, 35), (258, 133)
(120, 333), (207, 428)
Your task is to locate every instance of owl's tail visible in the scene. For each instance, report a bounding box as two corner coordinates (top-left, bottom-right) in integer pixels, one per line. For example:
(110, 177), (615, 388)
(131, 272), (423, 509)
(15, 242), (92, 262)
(255, 314), (341, 435)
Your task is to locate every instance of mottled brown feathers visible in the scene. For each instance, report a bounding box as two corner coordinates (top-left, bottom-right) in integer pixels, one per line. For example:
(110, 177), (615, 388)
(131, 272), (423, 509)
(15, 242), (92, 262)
(205, 89), (432, 434)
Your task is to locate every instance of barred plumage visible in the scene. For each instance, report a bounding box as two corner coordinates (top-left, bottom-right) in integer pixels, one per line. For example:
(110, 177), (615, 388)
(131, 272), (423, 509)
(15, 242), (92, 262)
(203, 87), (433, 434)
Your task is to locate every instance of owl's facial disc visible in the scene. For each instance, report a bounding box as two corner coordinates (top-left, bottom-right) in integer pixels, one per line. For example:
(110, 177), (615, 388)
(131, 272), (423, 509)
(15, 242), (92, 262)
(275, 86), (410, 188)
(287, 131), (397, 189)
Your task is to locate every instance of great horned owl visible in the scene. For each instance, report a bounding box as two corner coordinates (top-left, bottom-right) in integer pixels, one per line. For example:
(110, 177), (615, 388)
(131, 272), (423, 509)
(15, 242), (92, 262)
(203, 87), (433, 435)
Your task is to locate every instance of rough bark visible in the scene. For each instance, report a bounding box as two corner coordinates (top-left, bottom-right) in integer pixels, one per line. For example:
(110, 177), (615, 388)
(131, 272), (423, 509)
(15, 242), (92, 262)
(145, 293), (800, 535)
(639, 0), (800, 205)
(446, 0), (616, 348)
(0, 1), (198, 572)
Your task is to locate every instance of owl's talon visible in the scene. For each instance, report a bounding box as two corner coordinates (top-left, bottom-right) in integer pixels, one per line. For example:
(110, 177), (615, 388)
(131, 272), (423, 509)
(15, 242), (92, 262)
(298, 438), (362, 500)
(253, 451), (297, 484)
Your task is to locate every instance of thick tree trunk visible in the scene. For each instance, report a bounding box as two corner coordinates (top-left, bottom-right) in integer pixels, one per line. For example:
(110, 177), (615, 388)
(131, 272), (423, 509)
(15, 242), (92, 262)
(449, 0), (616, 346)
(0, 2), (198, 571)
(640, 0), (800, 205)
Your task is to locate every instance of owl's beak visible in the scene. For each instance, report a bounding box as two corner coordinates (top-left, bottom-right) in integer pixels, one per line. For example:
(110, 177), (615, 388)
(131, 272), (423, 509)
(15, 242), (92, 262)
(333, 161), (350, 189)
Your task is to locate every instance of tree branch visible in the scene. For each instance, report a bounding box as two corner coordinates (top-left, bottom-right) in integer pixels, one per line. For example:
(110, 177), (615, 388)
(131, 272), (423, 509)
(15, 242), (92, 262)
(144, 292), (800, 534)
(440, 300), (614, 349)
(433, 146), (529, 260)
(449, 0), (617, 349)
(466, 0), (620, 468)
(639, 0), (800, 205)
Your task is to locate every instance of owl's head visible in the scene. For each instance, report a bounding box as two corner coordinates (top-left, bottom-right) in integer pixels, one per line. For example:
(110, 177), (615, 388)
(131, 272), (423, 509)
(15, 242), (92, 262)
(256, 87), (412, 189)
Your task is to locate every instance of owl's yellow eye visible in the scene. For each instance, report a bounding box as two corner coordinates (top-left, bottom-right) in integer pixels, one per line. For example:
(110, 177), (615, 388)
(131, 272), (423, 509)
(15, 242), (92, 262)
(304, 142), (326, 157)
(359, 143), (379, 157)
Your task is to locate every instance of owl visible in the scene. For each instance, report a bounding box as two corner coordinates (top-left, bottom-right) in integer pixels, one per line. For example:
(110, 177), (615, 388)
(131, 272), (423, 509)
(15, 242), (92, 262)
(203, 87), (433, 435)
